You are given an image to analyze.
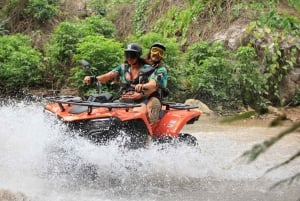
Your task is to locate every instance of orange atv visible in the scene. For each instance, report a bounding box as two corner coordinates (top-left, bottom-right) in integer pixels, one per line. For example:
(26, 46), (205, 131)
(44, 61), (201, 148)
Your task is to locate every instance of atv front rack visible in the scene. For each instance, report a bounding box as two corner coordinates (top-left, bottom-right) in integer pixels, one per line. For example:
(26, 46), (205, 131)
(45, 96), (199, 114)
(46, 96), (141, 114)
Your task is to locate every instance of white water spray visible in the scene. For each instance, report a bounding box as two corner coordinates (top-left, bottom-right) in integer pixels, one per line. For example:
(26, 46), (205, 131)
(0, 100), (299, 201)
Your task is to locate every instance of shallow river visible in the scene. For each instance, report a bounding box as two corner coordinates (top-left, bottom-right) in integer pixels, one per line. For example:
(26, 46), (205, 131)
(0, 100), (299, 201)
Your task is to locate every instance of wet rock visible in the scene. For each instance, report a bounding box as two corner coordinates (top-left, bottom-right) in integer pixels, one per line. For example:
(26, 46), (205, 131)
(0, 189), (29, 201)
(267, 105), (283, 116)
(58, 0), (93, 17)
(213, 18), (248, 50)
(184, 99), (214, 115)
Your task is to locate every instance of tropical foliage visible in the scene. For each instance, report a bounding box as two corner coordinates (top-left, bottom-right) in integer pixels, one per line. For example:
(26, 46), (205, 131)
(44, 16), (116, 88)
(0, 34), (44, 94)
(71, 36), (123, 96)
(0, 0), (299, 107)
(0, 0), (299, 192)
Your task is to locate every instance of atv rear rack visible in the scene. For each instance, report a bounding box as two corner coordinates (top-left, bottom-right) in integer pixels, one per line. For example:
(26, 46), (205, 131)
(162, 102), (198, 110)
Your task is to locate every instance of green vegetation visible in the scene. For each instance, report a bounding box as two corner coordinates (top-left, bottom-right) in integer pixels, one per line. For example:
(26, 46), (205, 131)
(24, 0), (59, 23)
(134, 0), (150, 36)
(44, 16), (116, 88)
(1, 0), (59, 33)
(153, 2), (204, 46)
(0, 0), (299, 191)
(0, 19), (9, 36)
(0, 34), (44, 94)
(246, 10), (300, 106)
(87, 0), (106, 16)
(183, 41), (233, 107)
(0, 0), (299, 108)
(289, 0), (300, 13)
(291, 88), (300, 106)
(71, 36), (123, 96)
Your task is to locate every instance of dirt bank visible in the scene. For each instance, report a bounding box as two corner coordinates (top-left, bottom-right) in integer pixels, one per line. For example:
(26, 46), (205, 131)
(199, 105), (300, 129)
(257, 106), (300, 123)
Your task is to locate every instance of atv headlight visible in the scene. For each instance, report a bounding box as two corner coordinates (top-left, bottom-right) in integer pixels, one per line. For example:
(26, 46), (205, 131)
(89, 118), (113, 130)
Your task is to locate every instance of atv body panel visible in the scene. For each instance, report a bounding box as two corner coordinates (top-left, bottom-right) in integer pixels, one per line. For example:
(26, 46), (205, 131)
(44, 96), (201, 147)
(152, 107), (200, 138)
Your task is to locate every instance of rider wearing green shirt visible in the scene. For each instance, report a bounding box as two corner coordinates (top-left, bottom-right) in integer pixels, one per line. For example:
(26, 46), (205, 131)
(84, 43), (154, 114)
(135, 42), (168, 123)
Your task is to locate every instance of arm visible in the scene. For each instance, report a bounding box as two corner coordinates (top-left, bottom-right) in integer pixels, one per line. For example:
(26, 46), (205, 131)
(122, 79), (157, 101)
(96, 71), (119, 83)
(140, 79), (158, 96)
(84, 65), (120, 85)
(135, 66), (168, 94)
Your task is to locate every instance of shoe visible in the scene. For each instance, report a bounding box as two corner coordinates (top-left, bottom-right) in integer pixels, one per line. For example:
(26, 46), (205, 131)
(149, 97), (161, 124)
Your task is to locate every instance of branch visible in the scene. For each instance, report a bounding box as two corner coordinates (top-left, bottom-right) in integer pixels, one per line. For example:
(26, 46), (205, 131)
(266, 150), (300, 173)
(270, 172), (300, 190)
(241, 122), (300, 163)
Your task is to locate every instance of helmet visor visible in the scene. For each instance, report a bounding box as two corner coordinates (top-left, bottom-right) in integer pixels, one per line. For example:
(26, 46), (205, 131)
(151, 47), (164, 57)
(125, 51), (139, 59)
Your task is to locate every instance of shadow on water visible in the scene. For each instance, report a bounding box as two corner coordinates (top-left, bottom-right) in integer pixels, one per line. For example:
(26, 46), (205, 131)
(0, 100), (299, 201)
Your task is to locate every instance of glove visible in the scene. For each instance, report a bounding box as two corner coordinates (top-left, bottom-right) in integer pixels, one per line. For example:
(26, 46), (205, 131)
(90, 76), (98, 85)
(162, 88), (169, 97)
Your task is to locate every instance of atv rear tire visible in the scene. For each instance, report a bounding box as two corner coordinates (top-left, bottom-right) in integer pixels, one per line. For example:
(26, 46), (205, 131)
(178, 133), (198, 146)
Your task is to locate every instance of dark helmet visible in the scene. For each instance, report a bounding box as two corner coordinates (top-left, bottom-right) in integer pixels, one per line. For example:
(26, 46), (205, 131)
(151, 42), (166, 51)
(125, 43), (142, 57)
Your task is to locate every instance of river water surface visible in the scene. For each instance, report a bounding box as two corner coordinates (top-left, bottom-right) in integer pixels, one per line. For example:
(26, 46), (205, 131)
(0, 100), (299, 201)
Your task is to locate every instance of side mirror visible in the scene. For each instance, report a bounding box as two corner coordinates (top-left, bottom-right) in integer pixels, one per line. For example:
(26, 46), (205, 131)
(80, 59), (90, 68)
(80, 60), (94, 76)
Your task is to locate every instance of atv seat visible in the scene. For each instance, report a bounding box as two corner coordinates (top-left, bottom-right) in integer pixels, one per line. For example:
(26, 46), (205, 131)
(69, 105), (88, 114)
(69, 93), (113, 114)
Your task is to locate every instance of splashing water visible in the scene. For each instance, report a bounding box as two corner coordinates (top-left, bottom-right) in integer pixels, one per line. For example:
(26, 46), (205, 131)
(0, 100), (299, 201)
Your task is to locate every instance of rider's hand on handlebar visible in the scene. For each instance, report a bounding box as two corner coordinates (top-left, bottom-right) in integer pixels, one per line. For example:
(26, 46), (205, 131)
(84, 76), (91, 85)
(84, 76), (97, 85)
(121, 91), (143, 100)
(135, 84), (144, 92)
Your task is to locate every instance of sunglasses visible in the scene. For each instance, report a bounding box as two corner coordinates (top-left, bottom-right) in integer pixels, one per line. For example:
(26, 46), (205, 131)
(125, 51), (139, 59)
(151, 47), (164, 57)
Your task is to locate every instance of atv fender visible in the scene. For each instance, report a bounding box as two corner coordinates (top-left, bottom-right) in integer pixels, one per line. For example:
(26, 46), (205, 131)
(153, 109), (200, 138)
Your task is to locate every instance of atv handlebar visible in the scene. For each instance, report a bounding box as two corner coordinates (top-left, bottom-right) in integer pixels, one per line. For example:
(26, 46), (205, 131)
(80, 60), (103, 94)
(80, 60), (94, 76)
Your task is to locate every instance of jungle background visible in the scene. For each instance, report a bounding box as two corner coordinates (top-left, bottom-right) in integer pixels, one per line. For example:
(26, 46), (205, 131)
(0, 0), (300, 114)
(1, 0), (300, 196)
